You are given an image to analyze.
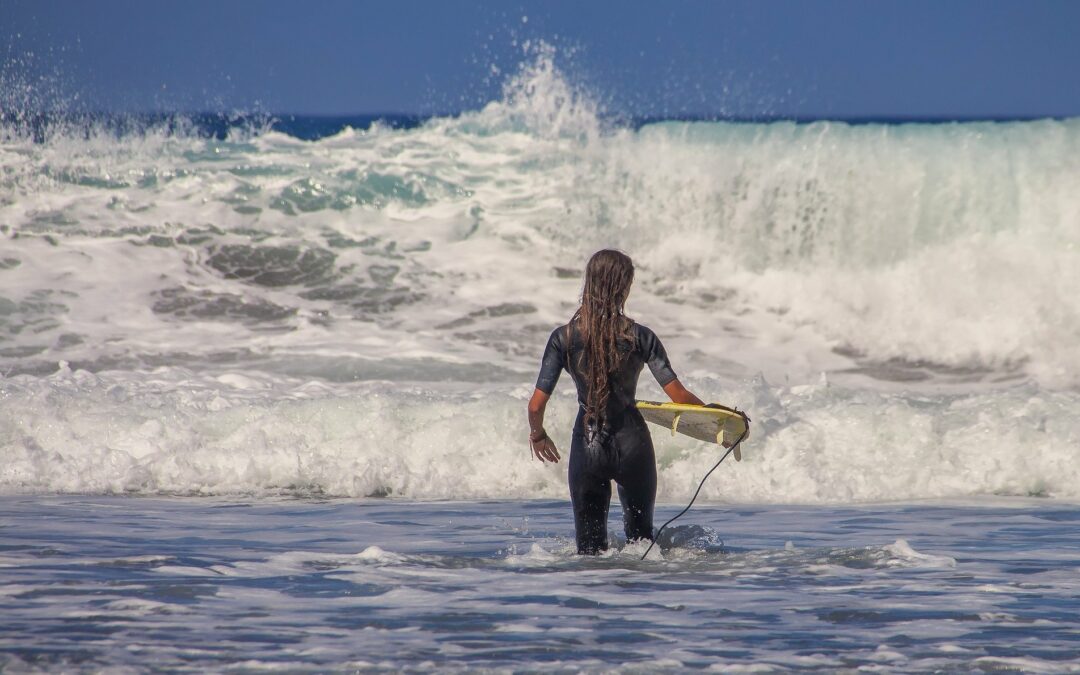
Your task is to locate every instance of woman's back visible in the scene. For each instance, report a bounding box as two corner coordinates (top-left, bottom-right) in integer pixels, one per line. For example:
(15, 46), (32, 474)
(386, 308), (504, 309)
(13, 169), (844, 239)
(527, 249), (706, 554)
(535, 321), (678, 421)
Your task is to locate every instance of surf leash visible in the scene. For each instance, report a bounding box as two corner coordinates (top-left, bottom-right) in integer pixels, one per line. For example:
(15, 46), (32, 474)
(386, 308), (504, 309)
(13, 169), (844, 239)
(640, 407), (751, 561)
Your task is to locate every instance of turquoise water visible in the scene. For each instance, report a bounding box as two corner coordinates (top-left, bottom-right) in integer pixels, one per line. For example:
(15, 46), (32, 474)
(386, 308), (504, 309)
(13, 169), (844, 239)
(3, 49), (1080, 672)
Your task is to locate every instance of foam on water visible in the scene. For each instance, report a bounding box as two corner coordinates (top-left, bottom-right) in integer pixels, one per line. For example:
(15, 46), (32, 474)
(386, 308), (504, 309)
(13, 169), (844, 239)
(2, 46), (1080, 500)
(2, 364), (1079, 501)
(3, 496), (1079, 672)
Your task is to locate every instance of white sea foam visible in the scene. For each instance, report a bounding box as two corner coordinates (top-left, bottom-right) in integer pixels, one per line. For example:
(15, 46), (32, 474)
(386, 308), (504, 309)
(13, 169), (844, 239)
(2, 495), (1079, 672)
(2, 48), (1079, 500)
(882, 538), (957, 568)
(2, 365), (1078, 501)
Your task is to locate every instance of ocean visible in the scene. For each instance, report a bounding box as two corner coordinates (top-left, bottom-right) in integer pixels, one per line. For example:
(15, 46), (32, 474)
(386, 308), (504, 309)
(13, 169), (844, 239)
(2, 50), (1080, 672)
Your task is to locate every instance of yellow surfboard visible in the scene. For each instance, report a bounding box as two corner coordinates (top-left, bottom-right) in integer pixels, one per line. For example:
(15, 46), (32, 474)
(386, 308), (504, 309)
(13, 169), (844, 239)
(635, 401), (750, 461)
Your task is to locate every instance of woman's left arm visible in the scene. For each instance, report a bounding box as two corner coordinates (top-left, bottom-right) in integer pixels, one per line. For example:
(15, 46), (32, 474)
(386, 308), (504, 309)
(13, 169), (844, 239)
(662, 379), (740, 447)
(662, 379), (704, 406)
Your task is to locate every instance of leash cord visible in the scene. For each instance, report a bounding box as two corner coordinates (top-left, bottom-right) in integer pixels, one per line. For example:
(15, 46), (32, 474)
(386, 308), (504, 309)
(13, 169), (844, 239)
(640, 411), (751, 561)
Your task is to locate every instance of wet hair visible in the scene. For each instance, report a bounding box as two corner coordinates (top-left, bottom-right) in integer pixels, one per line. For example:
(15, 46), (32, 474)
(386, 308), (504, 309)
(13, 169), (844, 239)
(570, 249), (636, 430)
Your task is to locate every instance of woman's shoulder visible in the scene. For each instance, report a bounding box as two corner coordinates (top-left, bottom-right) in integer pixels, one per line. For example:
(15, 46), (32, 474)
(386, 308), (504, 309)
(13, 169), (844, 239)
(547, 323), (572, 346)
(631, 321), (659, 339)
(630, 321), (668, 350)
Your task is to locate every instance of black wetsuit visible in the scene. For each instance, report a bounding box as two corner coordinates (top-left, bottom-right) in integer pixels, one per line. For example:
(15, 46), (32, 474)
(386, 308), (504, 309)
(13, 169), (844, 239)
(535, 322), (678, 554)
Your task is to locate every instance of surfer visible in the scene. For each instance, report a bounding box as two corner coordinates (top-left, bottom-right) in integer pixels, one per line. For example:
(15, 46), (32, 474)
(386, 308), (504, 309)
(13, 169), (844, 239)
(528, 249), (708, 555)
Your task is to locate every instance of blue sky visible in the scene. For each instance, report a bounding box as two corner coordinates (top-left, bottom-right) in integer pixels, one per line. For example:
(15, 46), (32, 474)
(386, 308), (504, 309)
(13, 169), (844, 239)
(3, 0), (1079, 119)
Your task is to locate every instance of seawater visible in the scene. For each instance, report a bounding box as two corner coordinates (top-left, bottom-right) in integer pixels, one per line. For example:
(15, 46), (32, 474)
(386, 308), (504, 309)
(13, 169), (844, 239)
(2, 49), (1080, 671)
(3, 496), (1079, 672)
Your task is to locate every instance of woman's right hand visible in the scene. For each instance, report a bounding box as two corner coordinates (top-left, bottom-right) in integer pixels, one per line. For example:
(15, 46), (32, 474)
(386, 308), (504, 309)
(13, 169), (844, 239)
(531, 436), (561, 463)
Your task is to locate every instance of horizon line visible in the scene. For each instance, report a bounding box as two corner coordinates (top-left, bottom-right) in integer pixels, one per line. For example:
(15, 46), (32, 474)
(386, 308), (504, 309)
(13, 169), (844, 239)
(7, 110), (1078, 124)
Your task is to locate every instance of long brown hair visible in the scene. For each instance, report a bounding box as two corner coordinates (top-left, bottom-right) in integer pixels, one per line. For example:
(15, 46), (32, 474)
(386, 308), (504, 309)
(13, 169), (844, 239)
(571, 249), (636, 429)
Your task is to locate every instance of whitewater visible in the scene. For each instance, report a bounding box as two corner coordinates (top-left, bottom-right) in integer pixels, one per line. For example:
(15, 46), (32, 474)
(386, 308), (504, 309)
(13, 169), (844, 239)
(3, 49), (1080, 672)
(2, 52), (1079, 502)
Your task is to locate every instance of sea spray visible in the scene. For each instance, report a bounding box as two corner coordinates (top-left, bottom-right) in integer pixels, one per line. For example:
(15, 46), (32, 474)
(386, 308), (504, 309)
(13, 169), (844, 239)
(2, 48), (1079, 499)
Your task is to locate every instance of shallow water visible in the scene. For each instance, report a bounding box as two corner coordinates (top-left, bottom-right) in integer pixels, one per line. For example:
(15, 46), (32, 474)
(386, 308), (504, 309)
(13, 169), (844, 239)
(4, 46), (1080, 673)
(2, 496), (1078, 672)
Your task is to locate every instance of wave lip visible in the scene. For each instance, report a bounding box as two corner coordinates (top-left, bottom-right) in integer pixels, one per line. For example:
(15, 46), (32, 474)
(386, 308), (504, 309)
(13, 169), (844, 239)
(3, 46), (1080, 508)
(3, 45), (1080, 388)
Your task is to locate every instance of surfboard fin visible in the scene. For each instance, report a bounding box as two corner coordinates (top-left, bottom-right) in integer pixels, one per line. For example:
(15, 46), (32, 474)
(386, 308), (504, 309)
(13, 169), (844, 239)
(671, 413), (682, 437)
(716, 429), (743, 461)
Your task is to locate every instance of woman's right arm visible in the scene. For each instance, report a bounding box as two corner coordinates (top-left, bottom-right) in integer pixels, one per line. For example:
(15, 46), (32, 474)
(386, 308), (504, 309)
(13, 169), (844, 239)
(530, 328), (565, 463)
(527, 388), (561, 463)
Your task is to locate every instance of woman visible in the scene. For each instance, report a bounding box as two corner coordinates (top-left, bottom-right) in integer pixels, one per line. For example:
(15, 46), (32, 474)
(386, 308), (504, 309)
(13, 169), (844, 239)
(528, 249), (707, 555)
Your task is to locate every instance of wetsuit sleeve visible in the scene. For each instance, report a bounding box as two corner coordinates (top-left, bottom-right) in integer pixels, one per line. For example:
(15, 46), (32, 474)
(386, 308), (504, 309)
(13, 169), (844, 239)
(534, 327), (565, 394)
(639, 326), (678, 387)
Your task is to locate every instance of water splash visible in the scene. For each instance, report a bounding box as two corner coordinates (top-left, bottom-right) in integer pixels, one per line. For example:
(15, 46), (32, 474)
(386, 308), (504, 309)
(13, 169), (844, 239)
(453, 40), (602, 141)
